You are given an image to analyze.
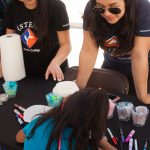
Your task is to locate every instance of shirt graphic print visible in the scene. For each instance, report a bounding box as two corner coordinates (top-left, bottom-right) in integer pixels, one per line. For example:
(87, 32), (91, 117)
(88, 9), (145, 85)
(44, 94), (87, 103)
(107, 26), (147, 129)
(21, 28), (38, 49)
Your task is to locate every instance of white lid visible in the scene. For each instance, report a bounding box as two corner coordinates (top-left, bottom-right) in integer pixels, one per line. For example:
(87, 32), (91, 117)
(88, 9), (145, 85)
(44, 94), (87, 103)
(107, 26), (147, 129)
(52, 81), (79, 97)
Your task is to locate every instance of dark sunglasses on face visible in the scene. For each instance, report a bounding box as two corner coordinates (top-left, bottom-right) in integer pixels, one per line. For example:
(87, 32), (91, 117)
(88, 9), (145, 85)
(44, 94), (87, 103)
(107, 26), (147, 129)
(93, 7), (121, 14)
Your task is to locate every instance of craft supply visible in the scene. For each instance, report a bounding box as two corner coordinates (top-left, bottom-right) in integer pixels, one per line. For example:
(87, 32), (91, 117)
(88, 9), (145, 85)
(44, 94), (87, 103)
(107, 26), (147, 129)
(23, 105), (52, 122)
(143, 139), (147, 150)
(129, 138), (133, 150)
(119, 140), (124, 150)
(107, 128), (117, 145)
(3, 81), (18, 98)
(112, 96), (120, 103)
(0, 93), (8, 102)
(0, 33), (26, 81)
(15, 115), (25, 127)
(116, 102), (133, 121)
(125, 130), (135, 143)
(134, 139), (138, 150)
(46, 93), (62, 107)
(132, 106), (149, 127)
(14, 109), (24, 120)
(120, 128), (125, 143)
(14, 104), (26, 112)
(52, 81), (79, 97)
(0, 93), (9, 105)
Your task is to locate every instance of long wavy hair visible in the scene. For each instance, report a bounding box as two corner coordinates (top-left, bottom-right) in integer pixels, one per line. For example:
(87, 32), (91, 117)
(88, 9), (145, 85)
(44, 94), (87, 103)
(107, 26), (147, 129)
(28, 88), (109, 150)
(86, 0), (137, 56)
(14, 0), (50, 51)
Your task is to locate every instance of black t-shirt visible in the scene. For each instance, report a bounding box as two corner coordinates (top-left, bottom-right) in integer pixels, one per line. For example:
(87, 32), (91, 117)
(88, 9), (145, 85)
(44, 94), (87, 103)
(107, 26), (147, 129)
(5, 0), (70, 76)
(0, 0), (10, 35)
(83, 0), (150, 62)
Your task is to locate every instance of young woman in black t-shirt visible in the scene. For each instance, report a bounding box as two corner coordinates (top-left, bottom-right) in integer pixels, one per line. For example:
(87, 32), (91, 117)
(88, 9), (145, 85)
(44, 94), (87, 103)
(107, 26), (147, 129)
(76, 0), (150, 104)
(2, 0), (71, 81)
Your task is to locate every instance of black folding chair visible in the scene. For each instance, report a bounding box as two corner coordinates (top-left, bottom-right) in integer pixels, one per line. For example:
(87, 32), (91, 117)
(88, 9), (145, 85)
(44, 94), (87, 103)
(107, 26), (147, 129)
(64, 66), (129, 95)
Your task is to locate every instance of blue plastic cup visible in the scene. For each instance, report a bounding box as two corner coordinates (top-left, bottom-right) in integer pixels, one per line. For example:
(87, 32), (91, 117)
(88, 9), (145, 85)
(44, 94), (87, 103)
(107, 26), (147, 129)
(46, 93), (62, 107)
(3, 81), (18, 98)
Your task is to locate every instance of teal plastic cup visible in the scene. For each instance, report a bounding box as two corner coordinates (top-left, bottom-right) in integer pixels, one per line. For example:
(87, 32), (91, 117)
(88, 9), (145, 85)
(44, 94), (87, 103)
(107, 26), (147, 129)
(3, 81), (18, 98)
(46, 93), (62, 107)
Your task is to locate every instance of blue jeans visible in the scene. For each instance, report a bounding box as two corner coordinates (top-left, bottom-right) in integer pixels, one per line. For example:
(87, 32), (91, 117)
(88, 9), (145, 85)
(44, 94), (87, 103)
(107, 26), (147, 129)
(101, 54), (136, 95)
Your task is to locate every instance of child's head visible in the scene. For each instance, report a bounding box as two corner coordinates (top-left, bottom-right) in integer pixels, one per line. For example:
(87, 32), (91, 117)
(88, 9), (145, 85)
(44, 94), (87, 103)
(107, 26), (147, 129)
(50, 87), (109, 149)
(31, 88), (109, 150)
(60, 87), (109, 135)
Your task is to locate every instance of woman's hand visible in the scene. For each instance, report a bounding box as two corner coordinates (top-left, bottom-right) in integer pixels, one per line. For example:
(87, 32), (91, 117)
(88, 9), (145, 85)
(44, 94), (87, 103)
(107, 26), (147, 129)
(45, 30), (70, 81)
(45, 59), (64, 81)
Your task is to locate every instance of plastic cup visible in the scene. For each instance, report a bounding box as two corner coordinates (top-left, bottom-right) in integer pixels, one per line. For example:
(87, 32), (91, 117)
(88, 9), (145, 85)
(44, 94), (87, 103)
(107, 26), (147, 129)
(116, 102), (133, 121)
(107, 99), (116, 119)
(132, 106), (149, 127)
(2, 81), (18, 98)
(46, 93), (62, 107)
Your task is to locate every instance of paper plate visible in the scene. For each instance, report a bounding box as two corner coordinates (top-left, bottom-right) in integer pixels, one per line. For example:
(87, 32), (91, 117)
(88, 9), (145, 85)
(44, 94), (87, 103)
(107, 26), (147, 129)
(23, 105), (52, 123)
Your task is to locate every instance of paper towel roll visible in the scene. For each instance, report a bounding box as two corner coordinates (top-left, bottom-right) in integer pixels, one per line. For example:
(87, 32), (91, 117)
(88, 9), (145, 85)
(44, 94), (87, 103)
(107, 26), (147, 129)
(0, 34), (26, 81)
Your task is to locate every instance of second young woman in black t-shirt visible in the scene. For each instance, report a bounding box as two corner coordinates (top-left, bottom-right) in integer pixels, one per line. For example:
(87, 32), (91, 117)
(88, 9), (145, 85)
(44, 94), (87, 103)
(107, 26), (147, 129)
(3, 0), (71, 81)
(76, 0), (150, 104)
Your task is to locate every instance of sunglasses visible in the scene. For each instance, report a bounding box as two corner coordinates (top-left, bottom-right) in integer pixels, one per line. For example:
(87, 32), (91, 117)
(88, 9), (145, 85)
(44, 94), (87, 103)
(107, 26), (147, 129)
(93, 7), (121, 14)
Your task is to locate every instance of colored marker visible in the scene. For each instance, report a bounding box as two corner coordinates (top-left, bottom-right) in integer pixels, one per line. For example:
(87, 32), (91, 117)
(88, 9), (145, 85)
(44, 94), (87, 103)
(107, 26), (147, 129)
(134, 139), (138, 150)
(15, 115), (25, 127)
(125, 130), (135, 143)
(120, 128), (125, 143)
(107, 128), (117, 145)
(120, 140), (124, 150)
(143, 139), (147, 150)
(14, 104), (26, 112)
(129, 138), (133, 150)
(112, 96), (120, 103)
(14, 109), (24, 120)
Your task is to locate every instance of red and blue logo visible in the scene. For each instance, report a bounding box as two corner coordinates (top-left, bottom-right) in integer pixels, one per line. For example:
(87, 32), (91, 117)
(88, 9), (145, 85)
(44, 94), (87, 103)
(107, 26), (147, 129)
(21, 28), (38, 48)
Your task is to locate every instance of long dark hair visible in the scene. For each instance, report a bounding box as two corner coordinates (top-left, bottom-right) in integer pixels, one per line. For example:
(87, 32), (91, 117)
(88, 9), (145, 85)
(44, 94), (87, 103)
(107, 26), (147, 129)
(28, 88), (109, 150)
(14, 0), (50, 51)
(87, 0), (137, 56)
(33, 0), (50, 51)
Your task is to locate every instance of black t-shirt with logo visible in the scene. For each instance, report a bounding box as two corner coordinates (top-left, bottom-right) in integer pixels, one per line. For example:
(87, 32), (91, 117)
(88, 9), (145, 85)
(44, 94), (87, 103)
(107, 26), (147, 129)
(83, 0), (150, 62)
(5, 0), (70, 76)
